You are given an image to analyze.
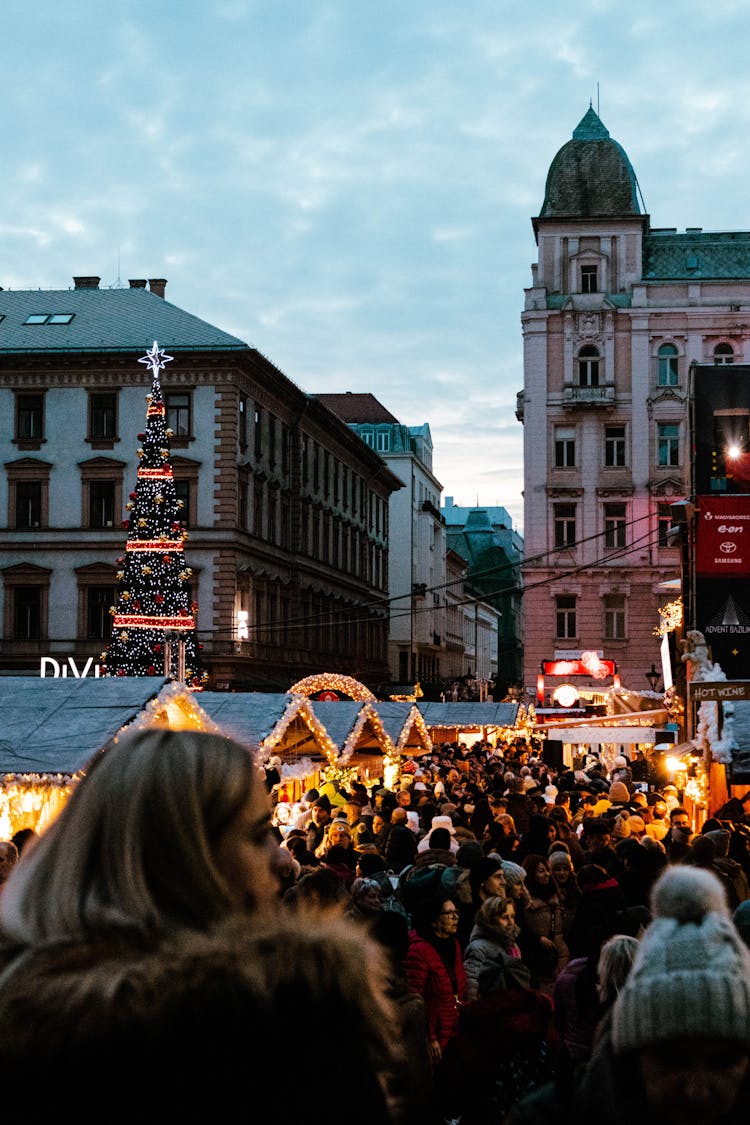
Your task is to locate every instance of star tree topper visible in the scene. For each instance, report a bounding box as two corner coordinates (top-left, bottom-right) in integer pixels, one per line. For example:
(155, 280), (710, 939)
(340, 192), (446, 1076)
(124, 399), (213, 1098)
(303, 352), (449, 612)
(138, 340), (174, 378)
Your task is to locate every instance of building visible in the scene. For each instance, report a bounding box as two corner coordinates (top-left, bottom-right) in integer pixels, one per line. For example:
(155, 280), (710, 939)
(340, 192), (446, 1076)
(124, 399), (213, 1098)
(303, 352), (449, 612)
(0, 277), (403, 691)
(442, 497), (524, 697)
(518, 106), (750, 701)
(313, 393), (448, 694)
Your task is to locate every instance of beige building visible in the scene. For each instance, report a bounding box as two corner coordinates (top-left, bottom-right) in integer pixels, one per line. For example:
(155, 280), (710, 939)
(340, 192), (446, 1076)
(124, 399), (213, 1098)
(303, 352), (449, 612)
(518, 107), (750, 699)
(0, 277), (401, 691)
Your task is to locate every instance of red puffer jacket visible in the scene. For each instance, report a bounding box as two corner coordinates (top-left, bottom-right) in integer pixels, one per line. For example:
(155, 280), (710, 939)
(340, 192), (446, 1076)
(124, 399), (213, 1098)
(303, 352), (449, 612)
(404, 931), (467, 1050)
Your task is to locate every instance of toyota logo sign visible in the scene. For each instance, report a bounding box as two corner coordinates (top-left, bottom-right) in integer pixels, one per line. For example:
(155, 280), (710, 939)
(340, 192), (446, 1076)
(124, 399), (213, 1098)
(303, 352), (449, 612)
(720, 541), (738, 554)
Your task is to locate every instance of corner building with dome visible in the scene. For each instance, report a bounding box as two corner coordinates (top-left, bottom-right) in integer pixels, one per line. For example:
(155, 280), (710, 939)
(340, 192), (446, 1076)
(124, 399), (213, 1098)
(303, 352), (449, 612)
(518, 107), (750, 699)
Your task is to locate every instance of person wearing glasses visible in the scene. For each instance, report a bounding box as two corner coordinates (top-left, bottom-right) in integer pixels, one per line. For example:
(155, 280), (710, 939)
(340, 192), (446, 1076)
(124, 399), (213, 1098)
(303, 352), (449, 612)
(404, 895), (467, 1066)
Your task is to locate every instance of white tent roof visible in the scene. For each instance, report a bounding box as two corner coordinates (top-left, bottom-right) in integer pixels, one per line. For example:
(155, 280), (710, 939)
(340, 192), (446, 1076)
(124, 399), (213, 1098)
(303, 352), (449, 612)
(0, 676), (169, 775)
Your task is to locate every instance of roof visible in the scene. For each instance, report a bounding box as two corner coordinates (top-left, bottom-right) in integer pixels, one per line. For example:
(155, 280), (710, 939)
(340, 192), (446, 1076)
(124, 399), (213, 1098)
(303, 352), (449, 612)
(0, 676), (169, 774)
(643, 229), (750, 280)
(0, 286), (249, 354)
(313, 392), (400, 424)
(538, 107), (641, 220)
(417, 701), (520, 729)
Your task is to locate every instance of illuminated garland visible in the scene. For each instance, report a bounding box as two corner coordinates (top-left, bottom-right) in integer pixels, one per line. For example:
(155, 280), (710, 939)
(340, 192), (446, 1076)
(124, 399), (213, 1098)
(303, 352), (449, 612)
(112, 614), (195, 630)
(654, 598), (683, 637)
(289, 673), (376, 701)
(138, 468), (174, 480)
(126, 540), (184, 552)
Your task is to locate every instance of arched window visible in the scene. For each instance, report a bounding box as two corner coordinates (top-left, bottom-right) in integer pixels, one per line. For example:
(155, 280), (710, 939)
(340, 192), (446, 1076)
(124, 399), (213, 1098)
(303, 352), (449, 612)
(714, 342), (735, 365)
(657, 343), (679, 386)
(578, 346), (600, 387)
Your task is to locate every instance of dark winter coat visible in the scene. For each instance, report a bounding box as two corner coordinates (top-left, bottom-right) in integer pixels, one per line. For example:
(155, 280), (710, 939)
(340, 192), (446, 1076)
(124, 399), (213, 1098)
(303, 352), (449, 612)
(437, 981), (561, 1125)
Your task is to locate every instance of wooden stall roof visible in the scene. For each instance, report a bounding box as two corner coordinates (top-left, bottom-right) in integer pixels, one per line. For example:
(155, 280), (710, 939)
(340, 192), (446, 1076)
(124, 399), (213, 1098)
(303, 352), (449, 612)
(417, 701), (520, 729)
(0, 676), (169, 775)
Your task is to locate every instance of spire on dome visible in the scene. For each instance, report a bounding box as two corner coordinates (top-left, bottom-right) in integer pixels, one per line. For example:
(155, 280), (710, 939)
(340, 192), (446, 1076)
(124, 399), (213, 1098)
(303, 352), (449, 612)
(572, 106), (610, 142)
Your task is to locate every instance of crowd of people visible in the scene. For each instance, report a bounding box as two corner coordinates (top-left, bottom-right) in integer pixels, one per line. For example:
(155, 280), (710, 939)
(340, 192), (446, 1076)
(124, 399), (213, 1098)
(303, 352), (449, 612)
(2, 729), (750, 1123)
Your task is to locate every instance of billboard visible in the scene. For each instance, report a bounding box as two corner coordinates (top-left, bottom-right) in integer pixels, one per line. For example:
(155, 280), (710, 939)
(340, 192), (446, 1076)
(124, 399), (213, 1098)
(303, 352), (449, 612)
(695, 495), (750, 578)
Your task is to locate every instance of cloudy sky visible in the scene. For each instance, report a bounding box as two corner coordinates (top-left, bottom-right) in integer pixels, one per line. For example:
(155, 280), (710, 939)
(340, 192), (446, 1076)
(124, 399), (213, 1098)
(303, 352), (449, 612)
(4, 1), (750, 533)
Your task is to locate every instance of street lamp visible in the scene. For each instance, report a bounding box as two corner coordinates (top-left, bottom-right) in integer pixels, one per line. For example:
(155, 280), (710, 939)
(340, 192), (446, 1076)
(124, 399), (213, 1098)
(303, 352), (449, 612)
(645, 662), (661, 692)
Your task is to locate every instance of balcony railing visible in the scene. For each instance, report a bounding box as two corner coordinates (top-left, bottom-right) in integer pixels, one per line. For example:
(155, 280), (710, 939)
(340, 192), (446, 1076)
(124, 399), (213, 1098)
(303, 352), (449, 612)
(562, 383), (615, 407)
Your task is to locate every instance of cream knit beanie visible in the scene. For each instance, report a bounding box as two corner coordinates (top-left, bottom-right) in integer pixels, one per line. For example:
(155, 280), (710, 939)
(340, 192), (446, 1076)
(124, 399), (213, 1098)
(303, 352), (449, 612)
(611, 865), (750, 1052)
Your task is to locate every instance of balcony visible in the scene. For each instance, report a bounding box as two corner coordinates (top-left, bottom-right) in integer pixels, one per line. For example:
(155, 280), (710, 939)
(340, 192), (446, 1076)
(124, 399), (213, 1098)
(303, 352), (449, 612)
(562, 382), (615, 408)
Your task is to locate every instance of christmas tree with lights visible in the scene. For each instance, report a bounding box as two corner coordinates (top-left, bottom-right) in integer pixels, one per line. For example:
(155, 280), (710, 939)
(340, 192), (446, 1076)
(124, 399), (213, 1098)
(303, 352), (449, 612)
(101, 341), (207, 688)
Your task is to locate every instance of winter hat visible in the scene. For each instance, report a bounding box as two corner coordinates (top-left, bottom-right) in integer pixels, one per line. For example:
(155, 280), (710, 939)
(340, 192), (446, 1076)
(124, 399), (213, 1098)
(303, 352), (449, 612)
(627, 814), (646, 837)
(471, 856), (504, 893)
(611, 812), (631, 839)
(611, 866), (750, 1053)
(614, 755), (628, 768)
(500, 860), (527, 887)
(548, 848), (573, 871)
(430, 814), (456, 836)
(608, 780), (631, 804)
(544, 785), (558, 805)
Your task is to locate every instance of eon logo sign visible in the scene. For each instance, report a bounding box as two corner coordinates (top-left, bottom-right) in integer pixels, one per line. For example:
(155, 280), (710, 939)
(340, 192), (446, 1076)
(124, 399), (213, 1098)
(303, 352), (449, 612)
(40, 657), (103, 678)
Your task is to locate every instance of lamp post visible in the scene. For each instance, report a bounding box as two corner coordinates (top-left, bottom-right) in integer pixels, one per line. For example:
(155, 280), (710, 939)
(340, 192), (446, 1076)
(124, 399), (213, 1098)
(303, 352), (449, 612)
(645, 662), (661, 692)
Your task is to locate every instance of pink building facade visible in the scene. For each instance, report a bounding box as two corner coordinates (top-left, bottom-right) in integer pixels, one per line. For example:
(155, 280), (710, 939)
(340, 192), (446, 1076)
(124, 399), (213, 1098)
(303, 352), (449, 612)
(519, 107), (750, 699)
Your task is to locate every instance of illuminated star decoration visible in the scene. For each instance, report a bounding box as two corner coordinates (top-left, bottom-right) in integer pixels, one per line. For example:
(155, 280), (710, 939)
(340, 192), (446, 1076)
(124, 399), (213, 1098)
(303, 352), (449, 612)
(138, 340), (174, 378)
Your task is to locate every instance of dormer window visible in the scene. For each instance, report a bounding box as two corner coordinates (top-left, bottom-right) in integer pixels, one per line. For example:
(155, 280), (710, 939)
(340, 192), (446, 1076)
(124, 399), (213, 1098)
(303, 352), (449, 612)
(581, 264), (598, 293)
(578, 345), (600, 387)
(714, 342), (735, 365)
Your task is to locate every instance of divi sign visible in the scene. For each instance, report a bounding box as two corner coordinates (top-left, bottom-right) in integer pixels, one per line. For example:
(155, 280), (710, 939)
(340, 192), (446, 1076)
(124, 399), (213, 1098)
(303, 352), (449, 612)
(40, 657), (103, 678)
(696, 496), (750, 577)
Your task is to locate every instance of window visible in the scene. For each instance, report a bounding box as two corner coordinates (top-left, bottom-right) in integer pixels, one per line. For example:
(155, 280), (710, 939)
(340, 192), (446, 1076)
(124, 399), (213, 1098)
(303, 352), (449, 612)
(658, 502), (675, 548)
(657, 344), (679, 386)
(554, 503), (577, 550)
(714, 343), (735, 365)
(86, 585), (115, 640)
(581, 264), (598, 293)
(376, 431), (391, 453)
(253, 483), (264, 538)
(174, 480), (191, 527)
(254, 408), (263, 457)
(604, 503), (627, 550)
(555, 595), (577, 639)
(577, 346), (600, 387)
(268, 414), (277, 468)
(12, 586), (42, 639)
(361, 429), (375, 449)
(89, 393), (117, 440)
(16, 393), (44, 440)
(604, 425), (626, 467)
(604, 594), (626, 640)
(23, 312), (74, 325)
(554, 426), (576, 468)
(15, 481), (41, 529)
(89, 481), (115, 528)
(239, 395), (248, 450)
(165, 392), (191, 438)
(238, 479), (248, 530)
(658, 423), (680, 467)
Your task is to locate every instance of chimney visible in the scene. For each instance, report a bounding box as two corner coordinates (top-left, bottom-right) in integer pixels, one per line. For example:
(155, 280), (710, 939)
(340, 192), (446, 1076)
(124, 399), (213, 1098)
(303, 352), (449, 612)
(148, 278), (167, 298)
(73, 276), (101, 289)
(128, 279), (147, 289)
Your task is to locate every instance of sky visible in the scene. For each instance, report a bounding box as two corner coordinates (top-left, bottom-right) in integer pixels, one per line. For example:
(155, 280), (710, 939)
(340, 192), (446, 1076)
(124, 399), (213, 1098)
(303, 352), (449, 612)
(4, 1), (750, 536)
